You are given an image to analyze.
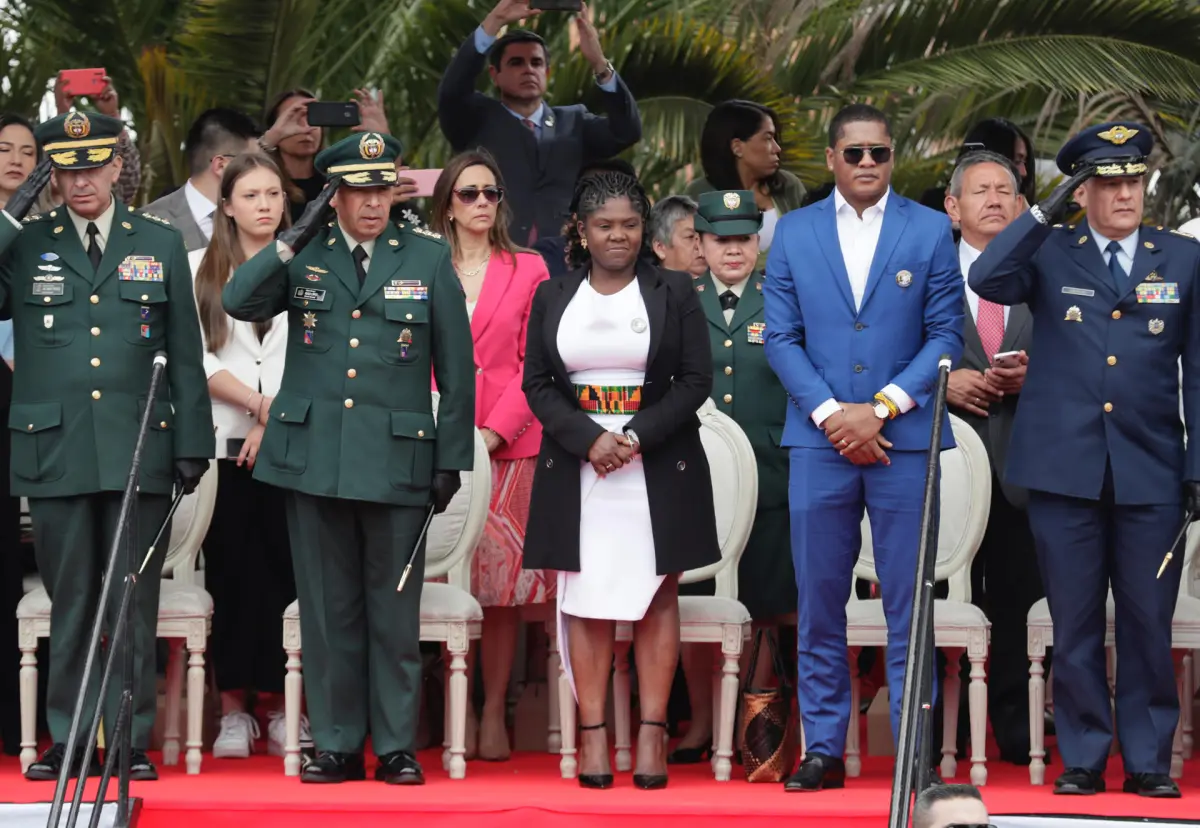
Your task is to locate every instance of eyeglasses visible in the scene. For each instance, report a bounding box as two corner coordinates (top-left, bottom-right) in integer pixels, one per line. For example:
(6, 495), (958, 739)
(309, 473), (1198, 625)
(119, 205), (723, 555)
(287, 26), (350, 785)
(841, 145), (893, 165)
(453, 186), (505, 205)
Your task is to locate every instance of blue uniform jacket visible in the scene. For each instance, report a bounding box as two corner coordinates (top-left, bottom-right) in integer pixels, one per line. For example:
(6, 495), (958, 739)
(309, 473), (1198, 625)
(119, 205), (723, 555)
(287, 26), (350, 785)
(969, 211), (1200, 505)
(763, 191), (964, 451)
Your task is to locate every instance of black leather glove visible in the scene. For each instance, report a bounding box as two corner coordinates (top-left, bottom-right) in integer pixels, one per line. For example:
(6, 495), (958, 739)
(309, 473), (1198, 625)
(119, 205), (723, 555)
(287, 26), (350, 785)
(5, 157), (52, 222)
(174, 459), (209, 496)
(1186, 482), (1200, 521)
(430, 471), (461, 515)
(1033, 164), (1097, 226)
(277, 177), (340, 254)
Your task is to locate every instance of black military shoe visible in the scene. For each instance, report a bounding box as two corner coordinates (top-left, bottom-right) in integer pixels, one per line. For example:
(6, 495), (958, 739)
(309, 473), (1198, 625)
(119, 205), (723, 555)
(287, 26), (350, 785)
(784, 752), (846, 792)
(24, 743), (102, 781)
(1123, 773), (1181, 798)
(1054, 767), (1106, 795)
(375, 751), (424, 786)
(127, 749), (159, 781)
(301, 751), (366, 784)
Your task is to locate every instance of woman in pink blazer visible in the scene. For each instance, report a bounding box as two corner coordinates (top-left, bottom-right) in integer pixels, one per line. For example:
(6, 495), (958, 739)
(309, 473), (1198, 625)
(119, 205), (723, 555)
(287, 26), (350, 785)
(430, 150), (551, 761)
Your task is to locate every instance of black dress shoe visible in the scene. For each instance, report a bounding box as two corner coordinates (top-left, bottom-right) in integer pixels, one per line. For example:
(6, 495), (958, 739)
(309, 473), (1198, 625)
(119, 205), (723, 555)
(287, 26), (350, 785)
(1123, 773), (1181, 798)
(784, 752), (846, 792)
(127, 749), (159, 781)
(578, 721), (614, 789)
(24, 743), (102, 781)
(375, 751), (424, 786)
(301, 751), (367, 784)
(666, 744), (713, 765)
(1054, 767), (1105, 795)
(633, 721), (669, 790)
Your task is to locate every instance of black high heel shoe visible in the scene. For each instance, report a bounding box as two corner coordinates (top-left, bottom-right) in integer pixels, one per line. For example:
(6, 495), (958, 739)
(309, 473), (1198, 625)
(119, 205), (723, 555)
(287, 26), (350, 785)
(633, 720), (669, 790)
(578, 722), (613, 789)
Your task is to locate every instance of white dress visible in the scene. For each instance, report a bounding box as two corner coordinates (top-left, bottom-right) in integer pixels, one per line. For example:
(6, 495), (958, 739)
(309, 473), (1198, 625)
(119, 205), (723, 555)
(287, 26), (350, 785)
(555, 277), (662, 696)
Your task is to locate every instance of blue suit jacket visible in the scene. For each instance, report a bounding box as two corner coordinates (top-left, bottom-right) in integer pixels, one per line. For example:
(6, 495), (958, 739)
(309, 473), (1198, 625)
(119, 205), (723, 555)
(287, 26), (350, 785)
(764, 191), (964, 451)
(970, 212), (1200, 505)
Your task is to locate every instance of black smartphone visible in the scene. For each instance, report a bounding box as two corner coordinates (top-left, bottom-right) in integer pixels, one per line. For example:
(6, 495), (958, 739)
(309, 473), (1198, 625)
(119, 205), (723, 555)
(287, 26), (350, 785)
(226, 438), (245, 456)
(306, 101), (361, 128)
(530, 0), (582, 10)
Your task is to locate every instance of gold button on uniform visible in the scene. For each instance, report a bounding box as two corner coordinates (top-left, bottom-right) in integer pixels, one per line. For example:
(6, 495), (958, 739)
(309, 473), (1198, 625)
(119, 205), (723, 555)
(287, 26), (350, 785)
(42, 296), (50, 303)
(1104, 402), (1113, 413)
(723, 339), (732, 348)
(1111, 310), (1121, 320)
(90, 358), (100, 367)
(140, 294), (149, 301)
(160, 421), (168, 429)
(347, 369), (357, 378)
(724, 366), (733, 376)
(91, 327), (100, 336)
(352, 310), (361, 319)
(405, 313), (413, 321)
(89, 295), (99, 304)
(350, 338), (360, 348)
(91, 390), (101, 400)
(417, 430), (425, 438)
(723, 394), (732, 404)
(1107, 356), (1117, 366)
(344, 399), (354, 409)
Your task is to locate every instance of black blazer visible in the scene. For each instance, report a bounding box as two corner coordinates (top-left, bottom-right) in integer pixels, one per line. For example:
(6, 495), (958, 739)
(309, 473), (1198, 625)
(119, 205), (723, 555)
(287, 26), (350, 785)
(437, 34), (643, 244)
(522, 264), (720, 575)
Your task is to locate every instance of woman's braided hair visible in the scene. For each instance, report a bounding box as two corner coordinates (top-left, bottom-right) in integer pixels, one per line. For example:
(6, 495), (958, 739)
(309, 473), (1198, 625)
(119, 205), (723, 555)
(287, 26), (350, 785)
(564, 170), (652, 270)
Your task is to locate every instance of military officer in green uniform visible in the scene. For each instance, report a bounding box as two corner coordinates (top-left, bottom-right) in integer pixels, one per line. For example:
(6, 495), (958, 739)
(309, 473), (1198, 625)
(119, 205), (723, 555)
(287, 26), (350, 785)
(0, 111), (213, 781)
(672, 190), (796, 762)
(222, 132), (475, 785)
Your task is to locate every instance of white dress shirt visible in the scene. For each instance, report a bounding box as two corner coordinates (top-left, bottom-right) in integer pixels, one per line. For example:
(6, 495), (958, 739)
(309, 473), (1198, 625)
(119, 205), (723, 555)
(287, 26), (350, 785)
(960, 240), (1009, 326)
(188, 248), (288, 459)
(341, 224), (375, 271)
(811, 187), (914, 427)
(68, 197), (116, 252)
(184, 180), (217, 243)
(1090, 226), (1138, 277)
(711, 272), (748, 324)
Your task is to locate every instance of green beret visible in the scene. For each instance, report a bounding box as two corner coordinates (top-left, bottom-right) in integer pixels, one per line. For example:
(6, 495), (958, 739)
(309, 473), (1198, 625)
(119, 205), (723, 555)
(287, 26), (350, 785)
(315, 132), (403, 188)
(693, 190), (762, 237)
(34, 111), (124, 170)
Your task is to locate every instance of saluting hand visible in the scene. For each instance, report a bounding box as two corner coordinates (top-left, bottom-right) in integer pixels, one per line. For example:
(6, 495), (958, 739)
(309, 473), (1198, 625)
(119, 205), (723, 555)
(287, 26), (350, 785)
(1034, 164), (1097, 225)
(5, 156), (52, 221)
(278, 178), (340, 255)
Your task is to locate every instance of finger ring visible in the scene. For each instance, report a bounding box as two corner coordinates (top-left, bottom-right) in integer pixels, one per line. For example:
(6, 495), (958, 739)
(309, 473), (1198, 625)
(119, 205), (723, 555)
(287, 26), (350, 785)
(840, 439), (848, 447)
(974, 397), (980, 404)
(605, 464), (613, 471)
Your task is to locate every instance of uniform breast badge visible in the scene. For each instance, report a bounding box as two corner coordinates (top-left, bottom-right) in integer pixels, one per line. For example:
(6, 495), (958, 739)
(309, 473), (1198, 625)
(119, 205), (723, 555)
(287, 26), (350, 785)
(398, 328), (413, 358)
(747, 322), (766, 345)
(1064, 306), (1083, 322)
(302, 311), (317, 345)
(43, 315), (53, 329)
(1149, 319), (1165, 335)
(140, 324), (151, 339)
(895, 270), (913, 288)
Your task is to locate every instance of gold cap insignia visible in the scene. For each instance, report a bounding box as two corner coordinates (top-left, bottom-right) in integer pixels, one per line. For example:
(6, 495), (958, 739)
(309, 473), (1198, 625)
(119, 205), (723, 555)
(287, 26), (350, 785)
(1097, 126), (1138, 146)
(64, 112), (91, 139)
(723, 192), (741, 210)
(359, 132), (385, 160)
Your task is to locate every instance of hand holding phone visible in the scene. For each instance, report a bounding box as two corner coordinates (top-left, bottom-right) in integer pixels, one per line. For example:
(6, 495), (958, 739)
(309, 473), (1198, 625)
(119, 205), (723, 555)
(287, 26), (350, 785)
(58, 68), (108, 100)
(991, 350), (1024, 370)
(530, 0), (583, 9)
(305, 101), (361, 129)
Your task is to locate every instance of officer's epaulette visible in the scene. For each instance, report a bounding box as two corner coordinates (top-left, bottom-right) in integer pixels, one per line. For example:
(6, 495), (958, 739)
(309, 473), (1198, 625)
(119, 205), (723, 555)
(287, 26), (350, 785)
(21, 211), (53, 225)
(1170, 228), (1198, 243)
(405, 224), (447, 246)
(134, 210), (172, 227)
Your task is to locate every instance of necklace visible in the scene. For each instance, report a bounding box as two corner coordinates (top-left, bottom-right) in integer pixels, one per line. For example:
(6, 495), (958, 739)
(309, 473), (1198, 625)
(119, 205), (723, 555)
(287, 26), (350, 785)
(455, 251), (491, 279)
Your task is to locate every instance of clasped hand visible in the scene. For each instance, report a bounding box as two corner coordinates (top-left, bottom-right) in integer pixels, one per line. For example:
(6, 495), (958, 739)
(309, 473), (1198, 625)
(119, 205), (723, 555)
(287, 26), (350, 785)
(587, 431), (637, 477)
(824, 404), (892, 466)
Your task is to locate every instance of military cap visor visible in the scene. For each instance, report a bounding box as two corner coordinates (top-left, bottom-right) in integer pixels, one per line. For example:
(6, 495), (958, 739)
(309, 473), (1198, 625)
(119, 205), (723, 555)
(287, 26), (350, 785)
(316, 132), (403, 188)
(693, 190), (763, 237)
(1056, 122), (1153, 178)
(34, 111), (124, 171)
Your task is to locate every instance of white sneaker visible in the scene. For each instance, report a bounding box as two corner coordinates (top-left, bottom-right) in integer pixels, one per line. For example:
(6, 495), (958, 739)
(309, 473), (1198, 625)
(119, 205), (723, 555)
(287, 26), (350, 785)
(267, 710), (313, 757)
(212, 712), (260, 759)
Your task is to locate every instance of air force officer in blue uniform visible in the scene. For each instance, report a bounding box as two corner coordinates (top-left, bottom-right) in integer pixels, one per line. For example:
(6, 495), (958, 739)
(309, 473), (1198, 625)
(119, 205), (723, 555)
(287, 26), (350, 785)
(764, 104), (964, 792)
(970, 123), (1199, 799)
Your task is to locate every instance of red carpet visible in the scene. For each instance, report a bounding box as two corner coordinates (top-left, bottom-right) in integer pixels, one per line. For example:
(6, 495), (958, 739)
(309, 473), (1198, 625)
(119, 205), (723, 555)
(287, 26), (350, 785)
(0, 750), (1196, 827)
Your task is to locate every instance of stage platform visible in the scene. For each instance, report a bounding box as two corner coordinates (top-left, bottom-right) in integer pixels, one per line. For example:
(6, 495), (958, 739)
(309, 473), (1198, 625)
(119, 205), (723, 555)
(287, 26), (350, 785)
(0, 751), (1196, 827)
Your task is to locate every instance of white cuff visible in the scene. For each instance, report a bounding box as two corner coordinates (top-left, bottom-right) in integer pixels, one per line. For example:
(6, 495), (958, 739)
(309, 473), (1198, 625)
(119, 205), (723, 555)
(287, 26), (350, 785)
(880, 384), (916, 414)
(275, 240), (295, 263)
(811, 398), (842, 428)
(2, 211), (21, 230)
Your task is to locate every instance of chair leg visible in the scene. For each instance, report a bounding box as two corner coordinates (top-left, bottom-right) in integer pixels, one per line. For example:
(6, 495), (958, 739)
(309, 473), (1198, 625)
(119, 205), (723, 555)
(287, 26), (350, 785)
(284, 644), (303, 777)
(612, 639), (632, 773)
(846, 647), (861, 778)
(442, 646), (451, 772)
(19, 640), (38, 773)
(941, 648), (962, 780)
(546, 622), (561, 754)
(186, 645), (206, 774)
(558, 650), (577, 779)
(447, 634), (469, 780)
(968, 652), (987, 787)
(710, 647), (720, 773)
(162, 640), (184, 767)
(714, 638), (739, 782)
(1029, 654), (1046, 785)
(1182, 650), (1194, 760)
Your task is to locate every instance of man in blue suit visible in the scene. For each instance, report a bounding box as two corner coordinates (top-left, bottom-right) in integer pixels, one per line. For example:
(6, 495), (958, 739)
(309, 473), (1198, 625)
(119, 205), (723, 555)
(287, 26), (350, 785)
(970, 123), (1199, 799)
(764, 104), (964, 792)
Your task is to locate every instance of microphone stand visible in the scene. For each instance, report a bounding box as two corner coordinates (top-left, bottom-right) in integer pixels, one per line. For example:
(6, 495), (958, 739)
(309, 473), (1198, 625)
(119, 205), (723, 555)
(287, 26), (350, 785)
(887, 356), (952, 828)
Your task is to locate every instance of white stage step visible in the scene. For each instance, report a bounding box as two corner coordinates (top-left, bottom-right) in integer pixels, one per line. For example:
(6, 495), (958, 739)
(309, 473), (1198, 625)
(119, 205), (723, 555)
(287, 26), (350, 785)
(0, 801), (135, 828)
(997, 818), (1185, 827)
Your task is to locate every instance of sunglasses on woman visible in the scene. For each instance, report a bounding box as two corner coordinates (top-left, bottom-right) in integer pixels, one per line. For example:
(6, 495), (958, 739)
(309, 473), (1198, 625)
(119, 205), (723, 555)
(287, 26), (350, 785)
(453, 186), (505, 205)
(841, 145), (893, 165)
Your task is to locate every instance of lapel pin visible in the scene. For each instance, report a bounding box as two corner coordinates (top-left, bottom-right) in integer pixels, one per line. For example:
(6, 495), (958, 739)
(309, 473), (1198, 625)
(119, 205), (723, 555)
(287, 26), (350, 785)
(896, 270), (913, 287)
(53, 226), (63, 234)
(1149, 318), (1164, 335)
(327, 238), (336, 246)
(1078, 235), (1088, 244)
(1065, 305), (1083, 322)
(1144, 241), (1155, 249)
(121, 221), (132, 230)
(697, 283), (705, 292)
(389, 239), (399, 246)
(545, 114), (555, 128)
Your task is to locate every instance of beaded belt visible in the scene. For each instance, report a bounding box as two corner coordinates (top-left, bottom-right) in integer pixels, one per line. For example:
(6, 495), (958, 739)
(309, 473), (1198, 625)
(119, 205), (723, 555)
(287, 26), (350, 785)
(574, 384), (643, 415)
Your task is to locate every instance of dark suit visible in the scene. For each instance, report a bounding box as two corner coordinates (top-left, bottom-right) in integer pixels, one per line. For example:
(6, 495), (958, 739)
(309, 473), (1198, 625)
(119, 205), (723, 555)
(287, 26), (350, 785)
(142, 186), (208, 253)
(970, 213), (1200, 774)
(521, 265), (719, 576)
(950, 243), (1042, 760)
(437, 33), (642, 244)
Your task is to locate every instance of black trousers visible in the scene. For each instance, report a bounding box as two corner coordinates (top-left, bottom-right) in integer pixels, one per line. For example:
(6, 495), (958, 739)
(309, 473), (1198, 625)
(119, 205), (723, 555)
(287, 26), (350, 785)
(203, 460), (295, 694)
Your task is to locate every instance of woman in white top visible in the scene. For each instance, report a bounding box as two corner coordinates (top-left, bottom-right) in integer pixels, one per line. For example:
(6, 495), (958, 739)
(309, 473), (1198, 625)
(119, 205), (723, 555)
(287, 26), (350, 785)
(189, 153), (300, 758)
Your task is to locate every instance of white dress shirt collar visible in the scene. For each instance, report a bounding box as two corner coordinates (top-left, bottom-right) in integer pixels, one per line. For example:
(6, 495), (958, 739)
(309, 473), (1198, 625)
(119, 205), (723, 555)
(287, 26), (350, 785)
(504, 101), (546, 128)
(833, 186), (889, 221)
(710, 272), (749, 298)
(959, 239), (1009, 325)
(68, 196), (116, 252)
(340, 224), (376, 266)
(184, 180), (217, 242)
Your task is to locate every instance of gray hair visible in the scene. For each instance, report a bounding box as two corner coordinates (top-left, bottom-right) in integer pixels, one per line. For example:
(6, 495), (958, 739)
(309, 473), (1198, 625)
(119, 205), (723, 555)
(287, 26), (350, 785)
(913, 783), (985, 828)
(648, 195), (698, 249)
(949, 150), (1019, 199)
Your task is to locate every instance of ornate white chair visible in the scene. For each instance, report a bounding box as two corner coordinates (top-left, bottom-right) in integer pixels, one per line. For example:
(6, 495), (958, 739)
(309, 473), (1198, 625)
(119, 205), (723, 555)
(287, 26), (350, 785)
(845, 414), (992, 786)
(17, 460), (218, 775)
(281, 423), (490, 779)
(557, 401), (757, 782)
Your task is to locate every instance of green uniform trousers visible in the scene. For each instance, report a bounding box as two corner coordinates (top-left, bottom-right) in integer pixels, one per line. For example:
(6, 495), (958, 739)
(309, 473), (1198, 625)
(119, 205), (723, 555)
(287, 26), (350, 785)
(285, 491), (426, 756)
(28, 493), (169, 750)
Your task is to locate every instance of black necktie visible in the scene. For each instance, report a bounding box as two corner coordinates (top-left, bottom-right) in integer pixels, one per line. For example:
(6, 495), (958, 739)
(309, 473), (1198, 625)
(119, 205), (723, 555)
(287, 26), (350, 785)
(352, 244), (368, 287)
(720, 290), (739, 312)
(85, 222), (102, 271)
(1106, 240), (1125, 290)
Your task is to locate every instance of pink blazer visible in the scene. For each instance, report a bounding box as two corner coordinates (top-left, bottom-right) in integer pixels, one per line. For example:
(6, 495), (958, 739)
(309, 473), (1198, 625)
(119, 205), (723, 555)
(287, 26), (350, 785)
(466, 250), (548, 460)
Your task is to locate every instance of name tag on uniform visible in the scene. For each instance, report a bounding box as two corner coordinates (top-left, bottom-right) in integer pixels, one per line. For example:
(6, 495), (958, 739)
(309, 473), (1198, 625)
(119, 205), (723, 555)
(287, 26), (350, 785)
(118, 256), (163, 282)
(747, 322), (765, 345)
(1061, 286), (1095, 297)
(293, 287), (327, 302)
(1135, 283), (1179, 304)
(32, 283), (64, 296)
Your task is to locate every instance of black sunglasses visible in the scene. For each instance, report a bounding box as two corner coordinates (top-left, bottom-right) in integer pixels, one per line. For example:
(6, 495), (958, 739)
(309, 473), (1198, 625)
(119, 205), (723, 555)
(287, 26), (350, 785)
(453, 186), (505, 205)
(841, 145), (893, 165)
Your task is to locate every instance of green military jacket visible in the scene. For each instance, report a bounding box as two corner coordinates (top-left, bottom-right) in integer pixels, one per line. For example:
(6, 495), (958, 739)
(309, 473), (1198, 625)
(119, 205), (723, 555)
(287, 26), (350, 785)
(0, 202), (214, 497)
(698, 270), (789, 510)
(222, 220), (475, 507)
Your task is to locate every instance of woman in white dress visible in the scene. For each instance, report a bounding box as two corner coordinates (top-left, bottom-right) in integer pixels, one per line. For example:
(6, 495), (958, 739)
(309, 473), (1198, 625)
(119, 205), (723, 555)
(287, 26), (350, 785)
(522, 172), (720, 790)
